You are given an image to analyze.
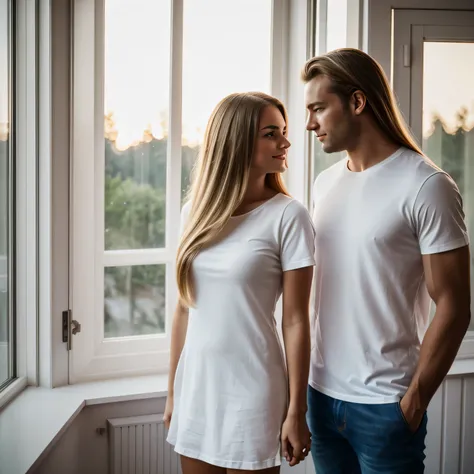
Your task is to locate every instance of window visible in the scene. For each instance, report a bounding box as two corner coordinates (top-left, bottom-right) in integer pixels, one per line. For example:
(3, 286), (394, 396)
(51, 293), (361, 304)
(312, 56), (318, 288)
(180, 0), (272, 198)
(103, 0), (172, 339)
(325, 0), (347, 52)
(422, 41), (474, 331)
(71, 0), (286, 382)
(0, 0), (14, 391)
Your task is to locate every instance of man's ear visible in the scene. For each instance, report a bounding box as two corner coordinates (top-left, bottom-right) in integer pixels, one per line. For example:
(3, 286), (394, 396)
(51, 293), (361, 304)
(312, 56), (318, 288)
(352, 90), (367, 115)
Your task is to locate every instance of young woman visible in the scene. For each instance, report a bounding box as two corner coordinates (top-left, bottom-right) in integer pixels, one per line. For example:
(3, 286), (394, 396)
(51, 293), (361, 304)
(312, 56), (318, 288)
(165, 92), (316, 473)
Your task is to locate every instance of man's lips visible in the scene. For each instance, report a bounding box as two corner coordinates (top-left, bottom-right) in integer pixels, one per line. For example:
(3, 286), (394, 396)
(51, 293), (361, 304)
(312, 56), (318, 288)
(316, 134), (326, 141)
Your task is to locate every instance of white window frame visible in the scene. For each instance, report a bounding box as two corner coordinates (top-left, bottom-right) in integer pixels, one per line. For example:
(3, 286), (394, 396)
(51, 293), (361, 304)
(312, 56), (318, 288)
(70, 0), (292, 383)
(285, 0), (317, 207)
(37, 0), (72, 389)
(0, 0), (39, 409)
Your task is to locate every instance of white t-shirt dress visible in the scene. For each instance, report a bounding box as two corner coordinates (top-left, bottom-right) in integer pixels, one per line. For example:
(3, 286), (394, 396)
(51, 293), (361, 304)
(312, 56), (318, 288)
(167, 193), (316, 470)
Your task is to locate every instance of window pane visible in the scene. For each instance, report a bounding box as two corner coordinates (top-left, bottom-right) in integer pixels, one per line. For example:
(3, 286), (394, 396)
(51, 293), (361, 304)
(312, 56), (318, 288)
(181, 0), (273, 200)
(104, 264), (166, 338)
(104, 0), (171, 250)
(0, 0), (12, 387)
(326, 0), (347, 52)
(422, 41), (474, 331)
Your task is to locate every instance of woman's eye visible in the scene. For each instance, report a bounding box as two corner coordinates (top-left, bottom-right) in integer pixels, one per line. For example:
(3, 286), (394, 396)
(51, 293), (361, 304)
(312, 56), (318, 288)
(265, 132), (275, 138)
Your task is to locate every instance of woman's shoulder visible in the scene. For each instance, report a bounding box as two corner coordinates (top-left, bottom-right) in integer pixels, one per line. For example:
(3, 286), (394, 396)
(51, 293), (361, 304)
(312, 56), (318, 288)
(273, 194), (311, 219)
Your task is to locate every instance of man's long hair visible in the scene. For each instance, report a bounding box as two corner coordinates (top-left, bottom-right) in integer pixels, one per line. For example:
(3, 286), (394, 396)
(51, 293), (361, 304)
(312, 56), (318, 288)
(302, 48), (423, 155)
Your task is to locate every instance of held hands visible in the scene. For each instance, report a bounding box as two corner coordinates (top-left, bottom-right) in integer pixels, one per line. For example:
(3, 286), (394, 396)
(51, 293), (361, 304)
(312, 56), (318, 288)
(281, 412), (312, 467)
(163, 395), (174, 430)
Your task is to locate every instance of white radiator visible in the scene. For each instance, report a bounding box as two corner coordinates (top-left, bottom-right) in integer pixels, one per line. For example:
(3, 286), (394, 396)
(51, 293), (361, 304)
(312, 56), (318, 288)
(108, 414), (182, 474)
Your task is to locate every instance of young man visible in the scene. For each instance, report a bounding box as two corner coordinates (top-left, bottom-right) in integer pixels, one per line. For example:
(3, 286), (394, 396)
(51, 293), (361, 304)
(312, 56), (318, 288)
(302, 48), (471, 473)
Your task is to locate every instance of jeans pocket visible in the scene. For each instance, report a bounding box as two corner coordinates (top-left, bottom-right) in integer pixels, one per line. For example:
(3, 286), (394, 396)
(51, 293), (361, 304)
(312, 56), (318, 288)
(396, 401), (416, 433)
(396, 401), (427, 435)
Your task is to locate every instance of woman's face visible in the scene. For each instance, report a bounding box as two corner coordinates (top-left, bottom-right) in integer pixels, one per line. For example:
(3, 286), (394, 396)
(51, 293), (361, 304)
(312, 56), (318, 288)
(251, 105), (291, 175)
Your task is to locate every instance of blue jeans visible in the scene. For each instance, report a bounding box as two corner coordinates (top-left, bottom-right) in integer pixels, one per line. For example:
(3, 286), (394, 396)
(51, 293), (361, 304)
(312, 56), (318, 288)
(307, 385), (428, 474)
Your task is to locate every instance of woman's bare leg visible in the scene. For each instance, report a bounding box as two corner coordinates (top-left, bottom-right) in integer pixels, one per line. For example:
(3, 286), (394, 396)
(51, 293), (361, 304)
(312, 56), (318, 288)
(181, 456), (226, 474)
(227, 467), (280, 474)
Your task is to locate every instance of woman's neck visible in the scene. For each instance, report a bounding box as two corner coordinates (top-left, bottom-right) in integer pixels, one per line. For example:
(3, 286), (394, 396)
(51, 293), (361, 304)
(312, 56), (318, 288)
(242, 175), (273, 203)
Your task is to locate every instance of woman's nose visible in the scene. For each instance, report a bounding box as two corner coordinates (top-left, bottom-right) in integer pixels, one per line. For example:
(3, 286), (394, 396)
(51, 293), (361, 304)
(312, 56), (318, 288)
(280, 136), (291, 149)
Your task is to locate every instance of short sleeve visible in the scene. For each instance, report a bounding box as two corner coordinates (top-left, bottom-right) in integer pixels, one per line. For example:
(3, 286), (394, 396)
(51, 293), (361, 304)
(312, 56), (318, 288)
(280, 200), (316, 272)
(413, 172), (469, 255)
(180, 201), (192, 236)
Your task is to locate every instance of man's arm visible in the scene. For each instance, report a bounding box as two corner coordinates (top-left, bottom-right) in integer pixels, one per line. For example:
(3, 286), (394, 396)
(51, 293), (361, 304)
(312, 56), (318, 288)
(401, 245), (471, 430)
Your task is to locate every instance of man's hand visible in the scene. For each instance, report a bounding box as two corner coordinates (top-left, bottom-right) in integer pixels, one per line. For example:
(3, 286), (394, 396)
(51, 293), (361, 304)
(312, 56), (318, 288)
(281, 413), (312, 466)
(399, 395), (424, 433)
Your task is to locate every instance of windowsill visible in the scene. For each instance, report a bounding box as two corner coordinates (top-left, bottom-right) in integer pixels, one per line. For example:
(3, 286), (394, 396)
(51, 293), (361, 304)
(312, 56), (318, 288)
(447, 357), (474, 377)
(0, 376), (28, 411)
(0, 357), (473, 474)
(0, 374), (168, 474)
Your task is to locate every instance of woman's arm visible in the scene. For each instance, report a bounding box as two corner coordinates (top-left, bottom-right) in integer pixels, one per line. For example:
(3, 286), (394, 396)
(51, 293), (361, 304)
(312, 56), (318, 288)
(163, 299), (189, 428)
(281, 265), (314, 466)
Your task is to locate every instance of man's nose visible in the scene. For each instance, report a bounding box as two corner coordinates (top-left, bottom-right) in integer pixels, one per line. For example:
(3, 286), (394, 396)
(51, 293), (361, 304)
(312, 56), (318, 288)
(306, 117), (317, 131)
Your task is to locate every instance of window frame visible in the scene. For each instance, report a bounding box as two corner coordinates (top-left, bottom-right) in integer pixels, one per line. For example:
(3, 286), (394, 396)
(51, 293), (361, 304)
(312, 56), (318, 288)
(0, 0), (39, 408)
(70, 0), (292, 383)
(0, 0), (16, 394)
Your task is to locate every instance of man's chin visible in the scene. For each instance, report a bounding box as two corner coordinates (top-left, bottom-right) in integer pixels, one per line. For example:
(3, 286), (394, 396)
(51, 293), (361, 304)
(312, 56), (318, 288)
(321, 143), (334, 154)
(321, 143), (342, 154)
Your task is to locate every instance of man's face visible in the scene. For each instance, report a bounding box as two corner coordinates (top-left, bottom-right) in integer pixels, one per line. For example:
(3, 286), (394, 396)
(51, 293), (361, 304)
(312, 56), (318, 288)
(304, 75), (357, 154)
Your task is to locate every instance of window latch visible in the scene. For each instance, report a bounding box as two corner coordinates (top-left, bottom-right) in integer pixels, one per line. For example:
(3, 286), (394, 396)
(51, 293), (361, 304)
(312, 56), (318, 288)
(62, 310), (81, 351)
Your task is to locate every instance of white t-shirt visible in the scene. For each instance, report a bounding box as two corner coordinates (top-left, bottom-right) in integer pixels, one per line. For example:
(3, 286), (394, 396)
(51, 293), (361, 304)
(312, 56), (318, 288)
(167, 193), (316, 470)
(310, 147), (469, 404)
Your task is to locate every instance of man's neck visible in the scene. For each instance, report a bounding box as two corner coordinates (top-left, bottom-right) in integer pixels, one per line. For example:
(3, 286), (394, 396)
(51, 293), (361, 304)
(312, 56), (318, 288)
(346, 127), (400, 172)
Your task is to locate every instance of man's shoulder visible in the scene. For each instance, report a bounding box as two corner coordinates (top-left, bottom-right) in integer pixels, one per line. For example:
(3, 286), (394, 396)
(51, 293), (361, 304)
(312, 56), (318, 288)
(312, 156), (347, 194)
(316, 156), (347, 179)
(392, 148), (444, 183)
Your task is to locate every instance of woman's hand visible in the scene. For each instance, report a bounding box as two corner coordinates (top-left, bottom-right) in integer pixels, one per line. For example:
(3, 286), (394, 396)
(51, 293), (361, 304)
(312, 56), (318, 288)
(281, 412), (312, 466)
(163, 395), (174, 430)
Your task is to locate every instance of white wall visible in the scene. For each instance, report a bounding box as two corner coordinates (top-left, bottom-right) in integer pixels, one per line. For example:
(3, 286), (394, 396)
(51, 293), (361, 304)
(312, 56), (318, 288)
(35, 398), (166, 474)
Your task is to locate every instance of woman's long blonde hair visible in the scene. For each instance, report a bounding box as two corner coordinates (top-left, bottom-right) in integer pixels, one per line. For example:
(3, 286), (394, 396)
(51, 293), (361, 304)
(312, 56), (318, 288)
(301, 48), (423, 155)
(177, 92), (290, 307)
